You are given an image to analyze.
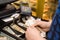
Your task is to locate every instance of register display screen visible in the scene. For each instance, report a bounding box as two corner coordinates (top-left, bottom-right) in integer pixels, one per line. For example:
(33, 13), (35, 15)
(21, 3), (32, 16)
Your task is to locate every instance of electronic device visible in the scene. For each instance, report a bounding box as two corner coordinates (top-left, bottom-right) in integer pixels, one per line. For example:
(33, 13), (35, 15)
(0, 0), (47, 40)
(20, 2), (32, 16)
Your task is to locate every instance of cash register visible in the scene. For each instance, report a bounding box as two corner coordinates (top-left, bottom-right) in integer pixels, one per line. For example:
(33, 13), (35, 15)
(0, 0), (24, 40)
(0, 0), (32, 40)
(0, 0), (46, 40)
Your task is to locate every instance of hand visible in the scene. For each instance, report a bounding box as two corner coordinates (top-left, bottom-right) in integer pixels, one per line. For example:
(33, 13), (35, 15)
(25, 26), (46, 40)
(34, 19), (52, 32)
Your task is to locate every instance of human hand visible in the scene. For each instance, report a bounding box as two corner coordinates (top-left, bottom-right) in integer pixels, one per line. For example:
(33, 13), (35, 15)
(25, 18), (51, 32)
(25, 26), (46, 40)
(31, 19), (52, 32)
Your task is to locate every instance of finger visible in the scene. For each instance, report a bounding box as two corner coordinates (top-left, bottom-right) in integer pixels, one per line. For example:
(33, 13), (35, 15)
(25, 27), (31, 39)
(42, 28), (50, 32)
